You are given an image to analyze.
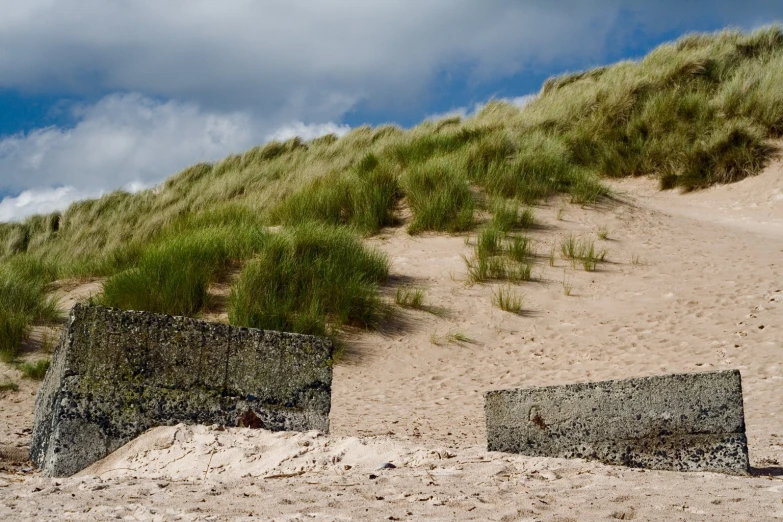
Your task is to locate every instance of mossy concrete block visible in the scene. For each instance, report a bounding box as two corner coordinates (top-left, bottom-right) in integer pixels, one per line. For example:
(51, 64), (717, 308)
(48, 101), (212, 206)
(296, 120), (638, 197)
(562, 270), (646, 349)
(484, 370), (749, 474)
(31, 304), (334, 477)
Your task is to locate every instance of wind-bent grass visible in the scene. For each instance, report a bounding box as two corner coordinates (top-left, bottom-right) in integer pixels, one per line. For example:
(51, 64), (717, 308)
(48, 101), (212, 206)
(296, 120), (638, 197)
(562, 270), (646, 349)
(228, 224), (389, 337)
(271, 153), (399, 234)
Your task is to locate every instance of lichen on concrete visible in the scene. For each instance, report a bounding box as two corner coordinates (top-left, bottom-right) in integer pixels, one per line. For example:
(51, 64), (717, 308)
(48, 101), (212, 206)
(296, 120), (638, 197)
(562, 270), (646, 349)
(484, 370), (749, 474)
(30, 304), (334, 477)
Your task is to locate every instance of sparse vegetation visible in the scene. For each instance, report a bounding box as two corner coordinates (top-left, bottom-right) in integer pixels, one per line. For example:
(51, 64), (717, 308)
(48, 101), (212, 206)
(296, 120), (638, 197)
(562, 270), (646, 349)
(446, 331), (476, 345)
(465, 226), (535, 283)
(492, 286), (524, 314)
(560, 235), (607, 271)
(1, 26), (781, 339)
(395, 287), (426, 309)
(597, 226), (609, 240)
(562, 270), (573, 296)
(16, 359), (50, 380)
(0, 380), (19, 392)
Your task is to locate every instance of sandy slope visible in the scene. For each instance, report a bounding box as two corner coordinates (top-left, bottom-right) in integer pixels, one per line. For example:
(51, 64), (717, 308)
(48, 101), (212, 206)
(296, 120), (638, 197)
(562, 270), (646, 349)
(1, 156), (782, 520)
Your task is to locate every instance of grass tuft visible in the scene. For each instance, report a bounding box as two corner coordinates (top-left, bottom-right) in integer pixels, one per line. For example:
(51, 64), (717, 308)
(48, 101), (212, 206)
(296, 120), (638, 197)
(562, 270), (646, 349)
(228, 223), (389, 336)
(560, 235), (607, 271)
(395, 287), (426, 309)
(403, 156), (475, 233)
(492, 286), (524, 314)
(0, 381), (19, 392)
(16, 359), (50, 380)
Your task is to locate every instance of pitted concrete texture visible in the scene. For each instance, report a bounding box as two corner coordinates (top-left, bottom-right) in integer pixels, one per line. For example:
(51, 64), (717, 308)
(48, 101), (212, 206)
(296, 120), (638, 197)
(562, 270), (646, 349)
(484, 370), (749, 474)
(31, 304), (334, 477)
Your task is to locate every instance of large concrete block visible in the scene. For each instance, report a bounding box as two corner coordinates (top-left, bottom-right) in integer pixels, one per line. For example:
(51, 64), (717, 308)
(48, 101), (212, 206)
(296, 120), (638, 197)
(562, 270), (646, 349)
(484, 370), (749, 474)
(31, 304), (334, 477)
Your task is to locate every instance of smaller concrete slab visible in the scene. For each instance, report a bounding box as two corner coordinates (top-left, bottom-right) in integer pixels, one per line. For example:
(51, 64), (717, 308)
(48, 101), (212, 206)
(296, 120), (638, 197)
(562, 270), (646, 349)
(484, 370), (749, 474)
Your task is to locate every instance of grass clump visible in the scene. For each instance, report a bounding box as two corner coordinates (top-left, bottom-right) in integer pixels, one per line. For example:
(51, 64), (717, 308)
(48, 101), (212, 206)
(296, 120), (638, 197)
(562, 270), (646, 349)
(402, 156), (475, 233)
(492, 286), (524, 314)
(395, 287), (426, 309)
(99, 225), (267, 317)
(559, 235), (606, 272)
(0, 258), (60, 361)
(271, 153), (399, 234)
(16, 359), (50, 380)
(490, 199), (536, 232)
(465, 227), (534, 283)
(228, 224), (389, 336)
(0, 381), (19, 392)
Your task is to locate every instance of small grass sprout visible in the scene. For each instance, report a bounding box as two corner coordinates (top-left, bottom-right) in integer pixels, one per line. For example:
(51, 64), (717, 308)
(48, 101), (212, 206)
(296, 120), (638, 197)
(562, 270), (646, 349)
(395, 286), (426, 309)
(562, 270), (573, 296)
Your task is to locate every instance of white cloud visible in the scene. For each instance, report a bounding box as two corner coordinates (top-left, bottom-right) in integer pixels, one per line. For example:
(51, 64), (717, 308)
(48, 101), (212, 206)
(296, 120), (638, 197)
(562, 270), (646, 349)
(266, 122), (351, 143)
(2, 1), (777, 122)
(0, 93), (349, 220)
(0, 187), (94, 222)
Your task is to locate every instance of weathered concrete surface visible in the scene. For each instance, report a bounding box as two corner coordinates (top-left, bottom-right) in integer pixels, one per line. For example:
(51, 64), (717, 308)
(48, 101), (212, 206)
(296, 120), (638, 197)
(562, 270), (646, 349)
(31, 304), (334, 477)
(484, 370), (749, 474)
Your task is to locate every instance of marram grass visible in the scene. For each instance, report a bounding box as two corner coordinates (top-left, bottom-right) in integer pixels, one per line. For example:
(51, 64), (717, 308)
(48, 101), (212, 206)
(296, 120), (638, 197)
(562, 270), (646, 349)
(1, 26), (782, 340)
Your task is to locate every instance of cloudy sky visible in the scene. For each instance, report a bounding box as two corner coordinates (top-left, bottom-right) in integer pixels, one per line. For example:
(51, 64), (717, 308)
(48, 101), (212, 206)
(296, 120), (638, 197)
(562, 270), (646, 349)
(1, 1), (781, 221)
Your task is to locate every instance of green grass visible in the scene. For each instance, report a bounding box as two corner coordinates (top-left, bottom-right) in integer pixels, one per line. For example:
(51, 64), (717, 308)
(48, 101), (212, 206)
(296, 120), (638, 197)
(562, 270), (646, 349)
(99, 225), (268, 317)
(465, 227), (534, 283)
(0, 257), (61, 361)
(0, 381), (19, 392)
(402, 155), (475, 233)
(559, 235), (607, 272)
(16, 359), (50, 380)
(1, 26), (781, 339)
(395, 287), (426, 309)
(490, 199), (536, 232)
(492, 286), (524, 314)
(228, 224), (389, 336)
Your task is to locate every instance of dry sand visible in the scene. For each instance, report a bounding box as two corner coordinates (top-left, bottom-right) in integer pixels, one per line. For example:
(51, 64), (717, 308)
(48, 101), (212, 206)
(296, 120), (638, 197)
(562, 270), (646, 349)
(1, 155), (782, 520)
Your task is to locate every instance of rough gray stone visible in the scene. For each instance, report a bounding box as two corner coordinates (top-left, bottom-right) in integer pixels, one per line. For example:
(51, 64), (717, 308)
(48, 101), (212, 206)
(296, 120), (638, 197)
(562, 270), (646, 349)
(31, 304), (334, 477)
(484, 370), (749, 474)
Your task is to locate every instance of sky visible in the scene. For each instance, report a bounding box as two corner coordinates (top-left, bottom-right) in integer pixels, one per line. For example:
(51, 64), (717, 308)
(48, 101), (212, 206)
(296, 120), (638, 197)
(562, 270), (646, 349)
(1, 1), (781, 221)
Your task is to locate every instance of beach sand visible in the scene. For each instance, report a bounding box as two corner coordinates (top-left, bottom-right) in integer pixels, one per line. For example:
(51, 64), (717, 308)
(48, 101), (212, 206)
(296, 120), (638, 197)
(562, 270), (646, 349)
(1, 153), (781, 520)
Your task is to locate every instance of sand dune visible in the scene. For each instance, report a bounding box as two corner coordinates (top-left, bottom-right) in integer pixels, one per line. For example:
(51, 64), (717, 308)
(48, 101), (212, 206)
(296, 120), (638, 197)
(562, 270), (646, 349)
(1, 154), (782, 520)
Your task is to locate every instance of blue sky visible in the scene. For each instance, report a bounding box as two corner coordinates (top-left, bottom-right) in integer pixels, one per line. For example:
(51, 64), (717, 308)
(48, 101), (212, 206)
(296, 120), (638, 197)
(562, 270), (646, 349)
(1, 1), (781, 221)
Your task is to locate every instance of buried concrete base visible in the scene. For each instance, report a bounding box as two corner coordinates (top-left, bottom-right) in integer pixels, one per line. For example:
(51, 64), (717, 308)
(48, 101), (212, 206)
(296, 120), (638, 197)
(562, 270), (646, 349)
(484, 370), (749, 474)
